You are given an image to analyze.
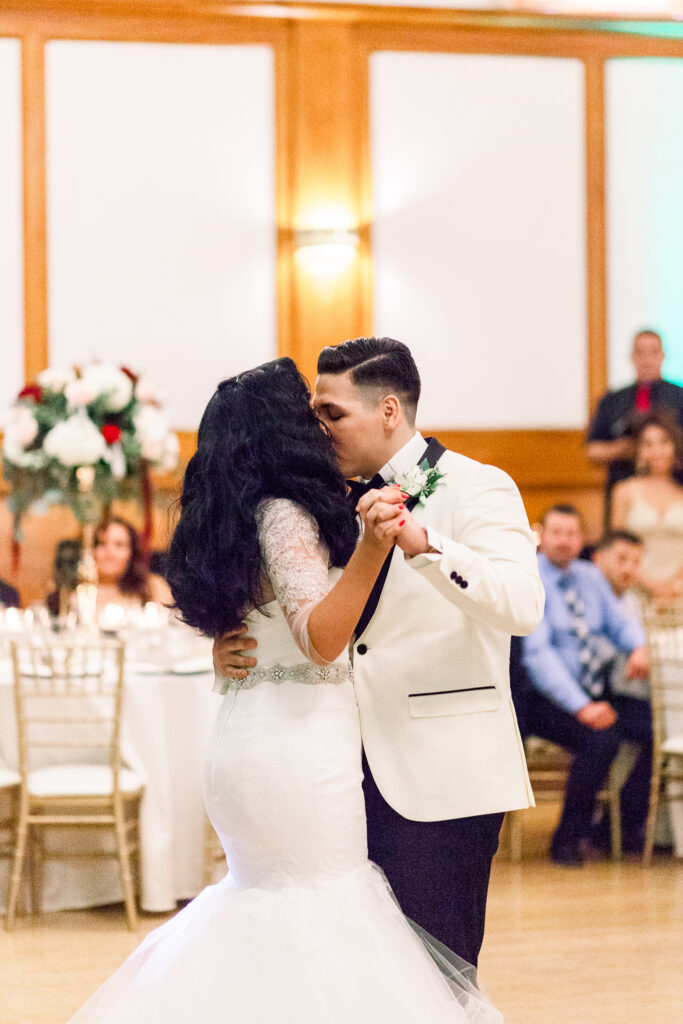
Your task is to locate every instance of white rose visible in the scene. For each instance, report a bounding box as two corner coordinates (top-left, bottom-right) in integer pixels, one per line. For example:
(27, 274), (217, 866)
(36, 366), (76, 392)
(2, 408), (46, 468)
(81, 364), (133, 412)
(134, 404), (170, 463)
(65, 378), (97, 408)
(135, 377), (161, 404)
(43, 413), (106, 466)
(397, 466), (427, 496)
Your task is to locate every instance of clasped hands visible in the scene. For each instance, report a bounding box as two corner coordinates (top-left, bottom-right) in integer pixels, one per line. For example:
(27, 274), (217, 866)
(212, 486), (430, 680)
(575, 645), (649, 731)
(357, 484), (430, 558)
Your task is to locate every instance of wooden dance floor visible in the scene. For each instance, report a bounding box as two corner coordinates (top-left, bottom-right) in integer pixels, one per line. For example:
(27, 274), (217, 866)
(2, 806), (681, 1024)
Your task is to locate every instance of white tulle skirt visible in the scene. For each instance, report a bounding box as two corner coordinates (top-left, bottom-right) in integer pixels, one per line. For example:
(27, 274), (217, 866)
(67, 862), (502, 1024)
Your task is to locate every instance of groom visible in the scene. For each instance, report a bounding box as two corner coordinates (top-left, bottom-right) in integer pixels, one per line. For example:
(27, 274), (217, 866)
(214, 337), (544, 967)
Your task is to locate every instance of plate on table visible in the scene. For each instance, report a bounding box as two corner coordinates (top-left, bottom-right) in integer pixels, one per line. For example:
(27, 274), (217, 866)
(169, 657), (214, 675)
(127, 660), (165, 676)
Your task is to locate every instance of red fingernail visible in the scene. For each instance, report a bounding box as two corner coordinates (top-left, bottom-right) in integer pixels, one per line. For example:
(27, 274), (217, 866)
(399, 520), (405, 527)
(398, 504), (404, 510)
(401, 492), (409, 499)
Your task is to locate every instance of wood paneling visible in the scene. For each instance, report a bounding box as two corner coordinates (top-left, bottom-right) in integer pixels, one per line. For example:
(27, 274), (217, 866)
(5, 1), (683, 603)
(21, 33), (48, 384)
(585, 56), (608, 416)
(284, 19), (370, 383)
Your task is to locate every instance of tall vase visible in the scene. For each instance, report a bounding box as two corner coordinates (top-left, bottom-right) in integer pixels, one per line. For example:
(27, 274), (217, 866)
(75, 466), (99, 628)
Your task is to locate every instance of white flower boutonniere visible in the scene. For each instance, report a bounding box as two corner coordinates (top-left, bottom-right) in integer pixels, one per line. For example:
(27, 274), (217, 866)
(389, 459), (446, 507)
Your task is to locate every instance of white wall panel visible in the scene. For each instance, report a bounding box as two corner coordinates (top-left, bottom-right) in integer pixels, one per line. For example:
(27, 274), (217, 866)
(46, 41), (276, 430)
(371, 52), (587, 429)
(606, 58), (683, 389)
(0, 39), (24, 413)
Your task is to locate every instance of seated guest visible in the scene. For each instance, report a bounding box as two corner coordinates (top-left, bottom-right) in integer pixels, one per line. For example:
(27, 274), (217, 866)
(0, 577), (20, 608)
(585, 328), (683, 525)
(45, 538), (81, 616)
(93, 516), (172, 612)
(522, 505), (651, 864)
(47, 517), (171, 616)
(592, 530), (646, 647)
(610, 412), (683, 601)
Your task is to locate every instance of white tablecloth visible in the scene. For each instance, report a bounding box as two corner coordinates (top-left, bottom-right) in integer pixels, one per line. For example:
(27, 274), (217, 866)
(0, 648), (222, 913)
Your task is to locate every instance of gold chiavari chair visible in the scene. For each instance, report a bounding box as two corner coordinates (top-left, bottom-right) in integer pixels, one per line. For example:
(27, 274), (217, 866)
(643, 602), (683, 867)
(6, 634), (144, 930)
(0, 760), (21, 869)
(506, 737), (639, 862)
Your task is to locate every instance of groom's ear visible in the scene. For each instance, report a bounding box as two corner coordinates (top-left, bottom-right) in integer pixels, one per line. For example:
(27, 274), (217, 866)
(380, 395), (402, 431)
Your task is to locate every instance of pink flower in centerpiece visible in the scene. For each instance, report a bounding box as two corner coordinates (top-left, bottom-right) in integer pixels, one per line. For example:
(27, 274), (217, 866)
(65, 378), (97, 407)
(101, 423), (122, 445)
(135, 376), (160, 405)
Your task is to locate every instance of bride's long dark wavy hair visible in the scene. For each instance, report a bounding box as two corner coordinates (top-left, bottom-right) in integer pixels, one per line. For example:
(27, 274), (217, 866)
(166, 357), (357, 636)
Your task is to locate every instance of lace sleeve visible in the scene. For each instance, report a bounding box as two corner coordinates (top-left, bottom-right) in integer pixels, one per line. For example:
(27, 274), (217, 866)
(256, 498), (333, 665)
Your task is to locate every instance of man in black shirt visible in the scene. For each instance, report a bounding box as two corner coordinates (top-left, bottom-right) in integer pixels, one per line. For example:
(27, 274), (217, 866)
(586, 329), (683, 523)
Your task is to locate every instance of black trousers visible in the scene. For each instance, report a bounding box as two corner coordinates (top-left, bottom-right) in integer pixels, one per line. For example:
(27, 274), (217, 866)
(361, 752), (504, 967)
(525, 690), (652, 847)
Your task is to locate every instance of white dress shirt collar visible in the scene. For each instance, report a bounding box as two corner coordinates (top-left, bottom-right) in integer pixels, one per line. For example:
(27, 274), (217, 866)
(377, 432), (426, 483)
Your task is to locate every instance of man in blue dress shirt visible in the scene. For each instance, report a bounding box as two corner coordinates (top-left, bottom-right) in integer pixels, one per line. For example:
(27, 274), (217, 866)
(522, 505), (651, 865)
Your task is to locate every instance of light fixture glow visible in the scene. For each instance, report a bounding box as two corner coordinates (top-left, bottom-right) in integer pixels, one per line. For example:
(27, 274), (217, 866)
(294, 227), (360, 275)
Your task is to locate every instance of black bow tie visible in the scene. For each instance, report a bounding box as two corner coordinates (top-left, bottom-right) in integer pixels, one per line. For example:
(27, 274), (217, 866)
(346, 474), (385, 508)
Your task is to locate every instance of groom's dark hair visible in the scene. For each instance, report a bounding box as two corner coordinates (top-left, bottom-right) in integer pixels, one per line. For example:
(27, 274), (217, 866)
(317, 337), (421, 421)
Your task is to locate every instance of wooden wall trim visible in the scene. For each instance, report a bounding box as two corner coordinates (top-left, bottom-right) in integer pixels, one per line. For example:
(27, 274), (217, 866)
(137, 428), (603, 493)
(22, 33), (48, 385)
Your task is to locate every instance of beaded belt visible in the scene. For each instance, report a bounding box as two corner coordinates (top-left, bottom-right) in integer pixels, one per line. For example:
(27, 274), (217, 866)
(213, 661), (350, 695)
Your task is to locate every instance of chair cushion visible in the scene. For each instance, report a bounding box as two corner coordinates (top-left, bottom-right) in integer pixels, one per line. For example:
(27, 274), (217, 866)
(27, 764), (144, 798)
(0, 766), (21, 788)
(662, 736), (683, 756)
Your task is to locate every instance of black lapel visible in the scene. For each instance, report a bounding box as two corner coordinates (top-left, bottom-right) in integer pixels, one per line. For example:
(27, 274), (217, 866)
(354, 436), (446, 640)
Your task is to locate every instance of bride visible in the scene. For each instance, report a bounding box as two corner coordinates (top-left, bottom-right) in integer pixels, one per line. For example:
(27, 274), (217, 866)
(68, 357), (502, 1024)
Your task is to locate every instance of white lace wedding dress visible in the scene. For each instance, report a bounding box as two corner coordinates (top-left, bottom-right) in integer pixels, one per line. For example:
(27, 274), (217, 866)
(68, 499), (502, 1024)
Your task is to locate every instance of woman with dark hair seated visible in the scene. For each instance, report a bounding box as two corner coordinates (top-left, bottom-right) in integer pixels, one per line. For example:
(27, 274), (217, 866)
(93, 516), (171, 610)
(68, 357), (500, 1024)
(46, 517), (170, 617)
(611, 410), (683, 600)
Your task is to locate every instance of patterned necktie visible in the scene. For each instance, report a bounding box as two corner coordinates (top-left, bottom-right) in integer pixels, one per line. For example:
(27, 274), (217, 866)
(558, 573), (608, 698)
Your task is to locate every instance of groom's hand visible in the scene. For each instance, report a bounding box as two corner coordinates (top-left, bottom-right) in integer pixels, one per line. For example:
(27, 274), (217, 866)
(212, 624), (258, 679)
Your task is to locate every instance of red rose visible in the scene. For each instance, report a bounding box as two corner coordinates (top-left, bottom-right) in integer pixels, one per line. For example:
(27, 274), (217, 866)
(120, 366), (139, 384)
(101, 423), (122, 445)
(18, 383), (43, 402)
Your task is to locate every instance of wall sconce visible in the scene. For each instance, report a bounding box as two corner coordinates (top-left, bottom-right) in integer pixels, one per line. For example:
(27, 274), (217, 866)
(294, 227), (360, 274)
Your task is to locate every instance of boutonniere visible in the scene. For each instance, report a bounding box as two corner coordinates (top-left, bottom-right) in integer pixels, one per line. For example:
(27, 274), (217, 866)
(389, 459), (446, 506)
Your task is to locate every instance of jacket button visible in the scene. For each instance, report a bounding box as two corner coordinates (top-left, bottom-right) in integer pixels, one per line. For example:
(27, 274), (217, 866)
(357, 643), (368, 655)
(450, 571), (458, 581)
(460, 580), (469, 589)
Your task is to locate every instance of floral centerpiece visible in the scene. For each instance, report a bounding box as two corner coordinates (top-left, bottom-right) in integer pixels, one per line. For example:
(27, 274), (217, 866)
(2, 362), (179, 541)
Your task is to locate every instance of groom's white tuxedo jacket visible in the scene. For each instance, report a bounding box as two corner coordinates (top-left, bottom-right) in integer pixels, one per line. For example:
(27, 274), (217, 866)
(352, 434), (544, 822)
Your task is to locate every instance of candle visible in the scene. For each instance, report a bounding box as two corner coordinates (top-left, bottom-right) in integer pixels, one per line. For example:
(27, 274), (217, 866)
(99, 603), (126, 634)
(4, 608), (22, 632)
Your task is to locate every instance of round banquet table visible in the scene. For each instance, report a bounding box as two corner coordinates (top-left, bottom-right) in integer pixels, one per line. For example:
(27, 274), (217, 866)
(0, 640), (223, 914)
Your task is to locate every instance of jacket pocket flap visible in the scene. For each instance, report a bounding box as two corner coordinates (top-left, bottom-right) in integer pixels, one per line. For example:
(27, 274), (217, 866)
(408, 685), (500, 718)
